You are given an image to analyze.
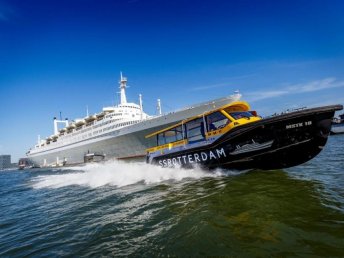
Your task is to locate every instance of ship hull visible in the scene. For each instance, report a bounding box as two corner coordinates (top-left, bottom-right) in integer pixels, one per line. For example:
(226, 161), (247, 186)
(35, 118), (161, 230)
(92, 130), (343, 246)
(27, 95), (239, 167)
(149, 105), (342, 170)
(28, 124), (168, 166)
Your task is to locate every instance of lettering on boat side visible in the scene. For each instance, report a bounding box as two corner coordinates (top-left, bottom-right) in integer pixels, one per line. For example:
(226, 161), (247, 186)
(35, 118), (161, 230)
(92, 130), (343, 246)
(158, 148), (226, 167)
(286, 121), (312, 129)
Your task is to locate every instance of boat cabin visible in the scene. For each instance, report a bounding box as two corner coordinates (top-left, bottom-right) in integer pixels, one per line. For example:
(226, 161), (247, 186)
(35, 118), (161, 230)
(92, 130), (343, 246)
(146, 101), (261, 153)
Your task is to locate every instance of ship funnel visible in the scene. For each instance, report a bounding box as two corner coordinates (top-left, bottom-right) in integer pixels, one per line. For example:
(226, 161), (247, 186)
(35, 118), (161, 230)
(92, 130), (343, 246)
(54, 117), (69, 134)
(119, 72), (127, 104)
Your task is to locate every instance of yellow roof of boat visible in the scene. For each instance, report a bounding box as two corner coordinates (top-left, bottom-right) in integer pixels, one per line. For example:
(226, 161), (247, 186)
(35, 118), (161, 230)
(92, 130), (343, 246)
(145, 100), (250, 138)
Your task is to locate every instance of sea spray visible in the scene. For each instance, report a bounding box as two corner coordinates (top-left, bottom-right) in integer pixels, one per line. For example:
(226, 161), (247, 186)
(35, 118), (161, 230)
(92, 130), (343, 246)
(31, 160), (235, 189)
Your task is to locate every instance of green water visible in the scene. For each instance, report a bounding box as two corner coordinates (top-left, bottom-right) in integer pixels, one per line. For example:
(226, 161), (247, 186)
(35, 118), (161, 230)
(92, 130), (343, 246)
(0, 136), (343, 257)
(149, 171), (344, 257)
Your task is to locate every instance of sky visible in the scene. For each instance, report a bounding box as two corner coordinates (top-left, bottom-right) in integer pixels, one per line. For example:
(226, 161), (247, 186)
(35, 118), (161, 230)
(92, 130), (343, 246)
(1, 0), (344, 161)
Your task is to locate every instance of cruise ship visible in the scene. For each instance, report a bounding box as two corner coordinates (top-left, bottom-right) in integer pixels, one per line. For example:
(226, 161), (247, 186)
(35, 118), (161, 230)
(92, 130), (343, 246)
(27, 73), (242, 167)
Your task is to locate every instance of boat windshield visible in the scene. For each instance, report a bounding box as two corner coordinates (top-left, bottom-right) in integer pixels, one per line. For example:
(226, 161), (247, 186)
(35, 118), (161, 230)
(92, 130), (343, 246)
(206, 111), (230, 131)
(227, 111), (255, 120)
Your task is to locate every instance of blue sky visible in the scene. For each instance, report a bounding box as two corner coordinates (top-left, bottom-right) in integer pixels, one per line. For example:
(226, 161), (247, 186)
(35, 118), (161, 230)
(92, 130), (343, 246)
(1, 0), (344, 161)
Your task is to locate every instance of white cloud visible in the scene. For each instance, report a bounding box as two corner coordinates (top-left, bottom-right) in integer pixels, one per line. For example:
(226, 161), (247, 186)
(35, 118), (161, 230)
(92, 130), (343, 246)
(246, 90), (289, 101)
(246, 77), (344, 102)
(288, 77), (344, 93)
(189, 73), (257, 92)
(190, 82), (230, 91)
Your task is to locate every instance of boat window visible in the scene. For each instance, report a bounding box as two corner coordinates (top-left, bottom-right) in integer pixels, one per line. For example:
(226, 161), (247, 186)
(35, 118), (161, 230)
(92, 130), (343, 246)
(185, 118), (205, 143)
(157, 125), (183, 145)
(206, 112), (230, 131)
(225, 110), (254, 120)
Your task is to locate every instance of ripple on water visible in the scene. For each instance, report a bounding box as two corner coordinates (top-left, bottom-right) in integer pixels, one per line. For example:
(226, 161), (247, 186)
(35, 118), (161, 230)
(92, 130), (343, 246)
(0, 136), (344, 256)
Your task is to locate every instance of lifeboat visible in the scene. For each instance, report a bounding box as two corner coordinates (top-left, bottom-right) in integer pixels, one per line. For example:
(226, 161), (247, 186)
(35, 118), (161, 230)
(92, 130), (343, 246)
(146, 101), (343, 170)
(59, 128), (66, 135)
(75, 119), (86, 127)
(96, 112), (105, 120)
(103, 107), (115, 113)
(67, 123), (76, 130)
(51, 134), (58, 142)
(85, 115), (97, 122)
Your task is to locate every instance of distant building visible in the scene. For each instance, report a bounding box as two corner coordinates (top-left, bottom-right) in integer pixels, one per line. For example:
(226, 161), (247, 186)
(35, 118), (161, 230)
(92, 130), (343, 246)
(0, 155), (11, 170)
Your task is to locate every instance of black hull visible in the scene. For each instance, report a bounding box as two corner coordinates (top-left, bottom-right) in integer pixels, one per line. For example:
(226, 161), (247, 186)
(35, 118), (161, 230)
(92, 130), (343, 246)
(149, 105), (342, 170)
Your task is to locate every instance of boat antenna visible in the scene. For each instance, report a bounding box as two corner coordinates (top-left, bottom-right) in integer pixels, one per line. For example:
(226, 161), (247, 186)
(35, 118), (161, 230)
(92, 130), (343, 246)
(86, 105), (89, 117)
(59, 111), (62, 121)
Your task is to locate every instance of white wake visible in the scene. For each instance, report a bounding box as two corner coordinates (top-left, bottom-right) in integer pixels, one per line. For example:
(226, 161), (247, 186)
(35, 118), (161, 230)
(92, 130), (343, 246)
(31, 160), (234, 189)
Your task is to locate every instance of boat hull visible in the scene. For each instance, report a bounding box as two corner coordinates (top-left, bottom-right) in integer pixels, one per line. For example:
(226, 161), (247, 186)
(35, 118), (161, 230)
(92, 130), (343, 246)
(330, 123), (344, 135)
(148, 105), (342, 170)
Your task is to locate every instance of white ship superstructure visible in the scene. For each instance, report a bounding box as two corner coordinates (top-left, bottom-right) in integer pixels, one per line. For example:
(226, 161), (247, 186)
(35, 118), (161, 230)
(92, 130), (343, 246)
(27, 73), (242, 167)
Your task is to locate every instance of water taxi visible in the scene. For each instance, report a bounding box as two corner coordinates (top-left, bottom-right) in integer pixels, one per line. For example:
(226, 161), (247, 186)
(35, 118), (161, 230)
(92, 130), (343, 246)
(145, 101), (343, 170)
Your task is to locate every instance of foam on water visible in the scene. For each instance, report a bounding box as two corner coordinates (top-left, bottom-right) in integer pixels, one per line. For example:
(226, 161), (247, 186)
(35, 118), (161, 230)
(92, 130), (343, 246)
(31, 160), (236, 189)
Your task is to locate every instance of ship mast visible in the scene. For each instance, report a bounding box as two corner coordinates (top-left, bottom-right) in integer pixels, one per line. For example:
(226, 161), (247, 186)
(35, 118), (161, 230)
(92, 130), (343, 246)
(157, 99), (162, 115)
(119, 72), (127, 104)
(139, 94), (143, 120)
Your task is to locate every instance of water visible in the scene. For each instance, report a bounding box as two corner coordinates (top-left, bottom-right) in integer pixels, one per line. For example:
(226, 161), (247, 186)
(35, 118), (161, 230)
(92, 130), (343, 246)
(1, 136), (344, 257)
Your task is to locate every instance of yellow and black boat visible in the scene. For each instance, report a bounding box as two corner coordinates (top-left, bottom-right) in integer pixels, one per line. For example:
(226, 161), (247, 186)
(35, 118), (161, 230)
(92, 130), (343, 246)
(145, 101), (343, 170)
